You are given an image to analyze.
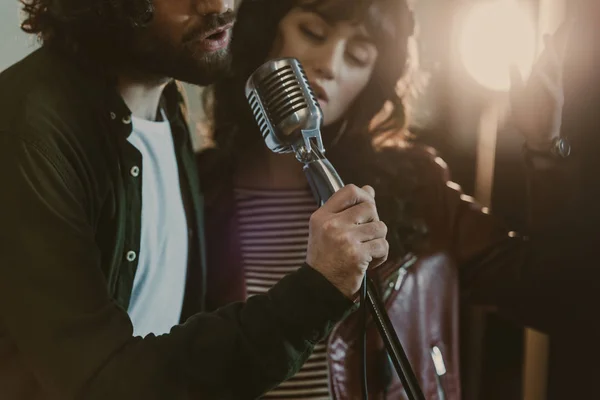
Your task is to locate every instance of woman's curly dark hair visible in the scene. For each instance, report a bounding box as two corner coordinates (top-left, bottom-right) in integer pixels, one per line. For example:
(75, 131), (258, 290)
(20, 0), (154, 55)
(202, 0), (429, 257)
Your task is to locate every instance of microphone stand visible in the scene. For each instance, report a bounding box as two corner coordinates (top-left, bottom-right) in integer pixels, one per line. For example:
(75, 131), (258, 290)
(298, 144), (426, 400)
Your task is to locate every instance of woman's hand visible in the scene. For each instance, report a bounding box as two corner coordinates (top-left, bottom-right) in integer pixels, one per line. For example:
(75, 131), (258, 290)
(510, 22), (571, 152)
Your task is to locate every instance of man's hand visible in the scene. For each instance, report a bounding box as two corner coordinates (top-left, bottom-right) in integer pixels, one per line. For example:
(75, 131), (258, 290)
(305, 184), (389, 298)
(510, 21), (572, 151)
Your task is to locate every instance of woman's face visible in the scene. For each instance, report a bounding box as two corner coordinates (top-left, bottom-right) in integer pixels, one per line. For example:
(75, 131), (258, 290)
(270, 5), (379, 126)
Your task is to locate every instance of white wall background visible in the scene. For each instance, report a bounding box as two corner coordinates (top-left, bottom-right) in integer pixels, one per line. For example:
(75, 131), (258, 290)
(0, 1), (38, 71)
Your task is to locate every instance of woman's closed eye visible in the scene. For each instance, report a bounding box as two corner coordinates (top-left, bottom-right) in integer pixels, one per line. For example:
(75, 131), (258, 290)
(300, 25), (326, 42)
(347, 49), (370, 67)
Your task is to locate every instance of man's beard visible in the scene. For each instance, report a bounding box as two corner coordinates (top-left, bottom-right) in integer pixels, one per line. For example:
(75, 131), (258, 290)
(125, 34), (233, 86)
(122, 10), (236, 86)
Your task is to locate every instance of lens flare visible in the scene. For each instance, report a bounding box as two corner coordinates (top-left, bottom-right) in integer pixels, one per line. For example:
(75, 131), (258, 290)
(458, 0), (536, 91)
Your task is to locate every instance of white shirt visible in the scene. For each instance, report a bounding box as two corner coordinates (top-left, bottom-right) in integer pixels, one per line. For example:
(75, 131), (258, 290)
(126, 111), (189, 337)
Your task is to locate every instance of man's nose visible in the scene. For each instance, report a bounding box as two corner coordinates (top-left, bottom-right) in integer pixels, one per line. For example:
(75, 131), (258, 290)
(194, 0), (234, 15)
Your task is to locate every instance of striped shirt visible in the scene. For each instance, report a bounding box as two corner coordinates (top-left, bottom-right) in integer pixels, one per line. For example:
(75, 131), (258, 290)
(234, 187), (332, 399)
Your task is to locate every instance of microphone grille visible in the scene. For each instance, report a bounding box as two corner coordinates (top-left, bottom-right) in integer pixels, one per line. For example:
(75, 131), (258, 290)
(246, 91), (273, 143)
(246, 58), (322, 151)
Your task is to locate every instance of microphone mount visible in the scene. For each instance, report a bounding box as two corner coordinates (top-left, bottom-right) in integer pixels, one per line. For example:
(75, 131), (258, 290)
(292, 129), (324, 162)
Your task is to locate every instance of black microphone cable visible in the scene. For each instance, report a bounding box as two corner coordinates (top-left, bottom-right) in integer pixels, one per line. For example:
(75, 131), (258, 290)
(359, 274), (368, 400)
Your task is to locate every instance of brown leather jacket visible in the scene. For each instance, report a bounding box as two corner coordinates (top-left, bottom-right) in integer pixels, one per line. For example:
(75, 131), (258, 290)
(198, 142), (576, 400)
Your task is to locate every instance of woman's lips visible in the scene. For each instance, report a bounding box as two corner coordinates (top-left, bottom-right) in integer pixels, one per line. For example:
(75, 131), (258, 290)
(317, 98), (328, 109)
(309, 81), (329, 105)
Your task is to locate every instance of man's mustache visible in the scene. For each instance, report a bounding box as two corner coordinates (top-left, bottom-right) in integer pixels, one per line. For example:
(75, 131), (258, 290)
(183, 11), (236, 42)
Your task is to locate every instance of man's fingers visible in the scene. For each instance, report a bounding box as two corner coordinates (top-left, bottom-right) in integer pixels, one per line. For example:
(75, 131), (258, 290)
(340, 201), (380, 226)
(542, 35), (564, 81)
(319, 184), (375, 214)
(361, 185), (375, 198)
(553, 18), (574, 62)
(353, 220), (388, 242)
(538, 70), (563, 103)
(362, 238), (389, 265)
(370, 255), (388, 270)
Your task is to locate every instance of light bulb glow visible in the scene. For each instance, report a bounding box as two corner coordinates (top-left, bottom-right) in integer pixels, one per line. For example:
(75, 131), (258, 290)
(458, 0), (536, 91)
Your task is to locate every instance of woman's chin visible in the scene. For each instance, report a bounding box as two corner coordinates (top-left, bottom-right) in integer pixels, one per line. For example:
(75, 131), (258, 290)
(321, 114), (336, 128)
(322, 114), (343, 130)
(318, 102), (335, 125)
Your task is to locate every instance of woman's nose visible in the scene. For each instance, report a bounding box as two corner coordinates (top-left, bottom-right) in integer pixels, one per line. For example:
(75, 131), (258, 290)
(311, 41), (345, 81)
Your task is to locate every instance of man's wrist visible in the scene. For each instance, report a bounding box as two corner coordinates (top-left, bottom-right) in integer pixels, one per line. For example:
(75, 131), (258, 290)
(524, 137), (571, 158)
(267, 264), (357, 343)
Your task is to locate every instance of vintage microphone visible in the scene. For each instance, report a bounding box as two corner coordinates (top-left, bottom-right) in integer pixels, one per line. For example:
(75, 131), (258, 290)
(245, 57), (425, 400)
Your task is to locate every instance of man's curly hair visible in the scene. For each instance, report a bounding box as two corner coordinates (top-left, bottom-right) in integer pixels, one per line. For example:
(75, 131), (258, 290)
(20, 0), (155, 53)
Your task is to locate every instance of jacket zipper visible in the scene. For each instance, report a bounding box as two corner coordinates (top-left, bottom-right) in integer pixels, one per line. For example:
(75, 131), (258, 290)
(382, 255), (417, 302)
(430, 345), (448, 400)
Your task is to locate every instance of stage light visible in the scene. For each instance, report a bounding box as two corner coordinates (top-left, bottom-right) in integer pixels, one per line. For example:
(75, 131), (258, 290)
(458, 0), (536, 91)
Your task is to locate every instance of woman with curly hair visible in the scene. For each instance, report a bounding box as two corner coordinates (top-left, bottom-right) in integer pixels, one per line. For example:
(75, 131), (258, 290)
(198, 0), (573, 398)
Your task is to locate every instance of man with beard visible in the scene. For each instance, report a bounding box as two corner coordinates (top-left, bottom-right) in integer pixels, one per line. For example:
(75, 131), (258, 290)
(0, 1), (390, 399)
